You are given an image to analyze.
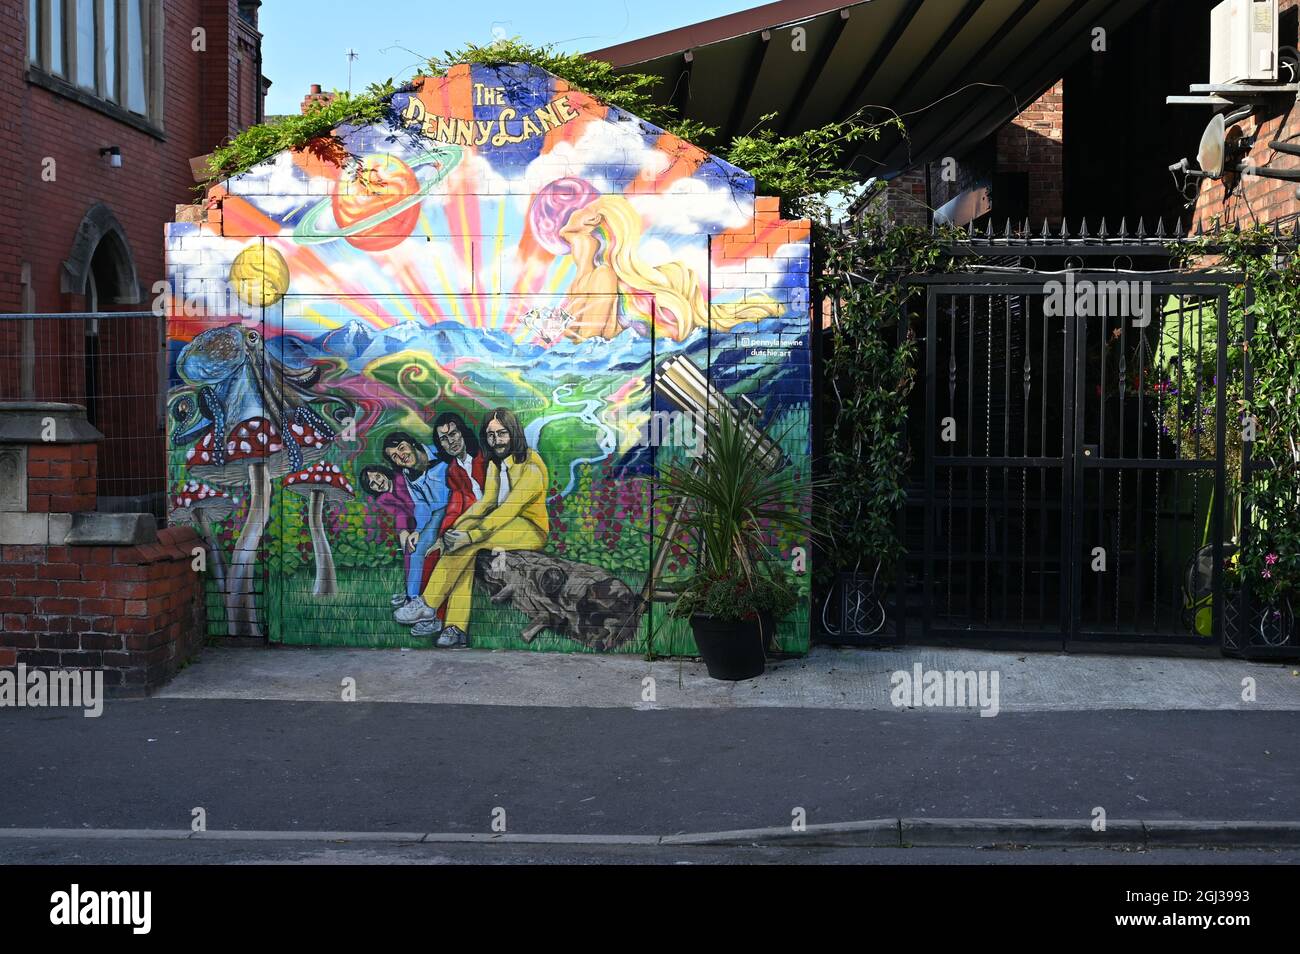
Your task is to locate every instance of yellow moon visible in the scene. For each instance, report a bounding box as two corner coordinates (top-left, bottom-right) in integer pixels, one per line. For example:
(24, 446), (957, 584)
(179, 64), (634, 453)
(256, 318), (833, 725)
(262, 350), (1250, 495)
(230, 244), (290, 307)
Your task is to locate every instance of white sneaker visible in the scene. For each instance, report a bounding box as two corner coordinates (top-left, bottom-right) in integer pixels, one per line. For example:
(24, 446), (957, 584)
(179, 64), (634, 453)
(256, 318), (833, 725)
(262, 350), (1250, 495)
(436, 625), (468, 648)
(394, 597), (437, 624)
(390, 592), (409, 608)
(411, 618), (443, 639)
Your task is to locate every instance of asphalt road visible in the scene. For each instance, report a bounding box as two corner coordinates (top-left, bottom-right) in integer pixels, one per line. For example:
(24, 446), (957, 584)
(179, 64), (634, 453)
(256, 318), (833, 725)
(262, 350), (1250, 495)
(2, 699), (1297, 836)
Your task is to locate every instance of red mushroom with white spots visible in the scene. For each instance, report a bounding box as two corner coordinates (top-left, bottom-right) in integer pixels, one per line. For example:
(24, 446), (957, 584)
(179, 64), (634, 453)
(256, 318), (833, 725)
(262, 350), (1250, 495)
(184, 415), (336, 634)
(283, 463), (355, 597)
(168, 481), (236, 635)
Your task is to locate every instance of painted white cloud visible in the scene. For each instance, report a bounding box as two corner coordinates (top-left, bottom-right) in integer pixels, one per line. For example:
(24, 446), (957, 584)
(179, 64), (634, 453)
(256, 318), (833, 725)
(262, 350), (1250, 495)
(448, 150), (512, 200)
(242, 152), (336, 218)
(522, 121), (669, 200)
(629, 178), (751, 235)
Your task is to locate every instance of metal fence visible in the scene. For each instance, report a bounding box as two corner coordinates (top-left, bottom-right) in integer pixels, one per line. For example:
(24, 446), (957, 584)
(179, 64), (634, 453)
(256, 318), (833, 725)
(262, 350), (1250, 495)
(0, 311), (168, 517)
(815, 220), (1300, 658)
(911, 273), (1233, 649)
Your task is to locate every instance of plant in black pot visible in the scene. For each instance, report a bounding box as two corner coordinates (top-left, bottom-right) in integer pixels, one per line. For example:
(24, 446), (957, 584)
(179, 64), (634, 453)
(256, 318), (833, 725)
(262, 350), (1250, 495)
(653, 409), (817, 680)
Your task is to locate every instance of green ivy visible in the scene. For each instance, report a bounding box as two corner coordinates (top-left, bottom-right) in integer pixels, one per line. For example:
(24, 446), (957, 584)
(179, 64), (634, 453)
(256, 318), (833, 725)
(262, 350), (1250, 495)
(201, 80), (400, 190)
(723, 112), (904, 221)
(816, 217), (964, 580)
(1183, 227), (1300, 604)
(202, 38), (900, 218)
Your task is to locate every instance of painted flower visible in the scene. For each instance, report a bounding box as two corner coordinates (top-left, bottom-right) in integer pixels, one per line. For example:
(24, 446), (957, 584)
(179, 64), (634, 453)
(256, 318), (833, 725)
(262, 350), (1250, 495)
(1265, 552), (1279, 566)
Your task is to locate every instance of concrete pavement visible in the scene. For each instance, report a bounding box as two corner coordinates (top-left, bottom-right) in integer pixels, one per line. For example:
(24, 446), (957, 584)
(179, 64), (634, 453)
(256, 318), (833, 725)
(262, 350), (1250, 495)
(4, 837), (1299, 865)
(155, 644), (1300, 711)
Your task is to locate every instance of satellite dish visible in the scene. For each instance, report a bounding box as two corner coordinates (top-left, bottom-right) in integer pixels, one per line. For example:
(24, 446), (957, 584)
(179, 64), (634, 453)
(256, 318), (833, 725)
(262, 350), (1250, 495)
(1197, 113), (1226, 178)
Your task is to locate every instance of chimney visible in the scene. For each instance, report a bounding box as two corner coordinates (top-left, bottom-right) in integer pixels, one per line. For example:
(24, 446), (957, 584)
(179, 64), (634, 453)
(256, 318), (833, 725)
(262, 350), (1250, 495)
(301, 84), (336, 114)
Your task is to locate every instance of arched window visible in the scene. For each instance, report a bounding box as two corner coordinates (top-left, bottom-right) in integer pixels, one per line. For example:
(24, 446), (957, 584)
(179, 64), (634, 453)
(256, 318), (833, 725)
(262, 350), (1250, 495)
(63, 204), (138, 431)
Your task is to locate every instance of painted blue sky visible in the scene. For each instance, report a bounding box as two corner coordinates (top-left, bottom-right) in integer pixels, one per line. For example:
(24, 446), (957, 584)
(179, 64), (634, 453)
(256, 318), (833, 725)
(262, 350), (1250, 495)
(260, 1), (760, 116)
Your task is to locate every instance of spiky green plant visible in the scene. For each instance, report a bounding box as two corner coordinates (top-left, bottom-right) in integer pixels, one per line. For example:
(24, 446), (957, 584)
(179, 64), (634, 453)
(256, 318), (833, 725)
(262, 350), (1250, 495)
(651, 411), (822, 621)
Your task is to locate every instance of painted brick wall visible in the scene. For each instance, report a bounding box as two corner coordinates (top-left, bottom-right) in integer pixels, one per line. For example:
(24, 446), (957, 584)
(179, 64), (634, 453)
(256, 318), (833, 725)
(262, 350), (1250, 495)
(163, 63), (814, 656)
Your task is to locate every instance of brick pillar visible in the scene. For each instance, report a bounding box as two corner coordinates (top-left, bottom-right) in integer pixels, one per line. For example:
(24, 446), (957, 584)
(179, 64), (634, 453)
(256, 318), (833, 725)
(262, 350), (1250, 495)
(859, 169), (930, 228)
(0, 402), (206, 695)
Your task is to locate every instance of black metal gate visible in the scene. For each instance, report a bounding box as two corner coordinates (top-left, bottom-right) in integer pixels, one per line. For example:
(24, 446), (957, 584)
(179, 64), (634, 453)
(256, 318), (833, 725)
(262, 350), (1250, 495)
(917, 274), (1232, 649)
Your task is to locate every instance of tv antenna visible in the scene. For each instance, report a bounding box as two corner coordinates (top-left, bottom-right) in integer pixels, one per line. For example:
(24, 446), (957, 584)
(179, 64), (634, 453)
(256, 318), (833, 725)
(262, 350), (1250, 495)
(345, 49), (359, 94)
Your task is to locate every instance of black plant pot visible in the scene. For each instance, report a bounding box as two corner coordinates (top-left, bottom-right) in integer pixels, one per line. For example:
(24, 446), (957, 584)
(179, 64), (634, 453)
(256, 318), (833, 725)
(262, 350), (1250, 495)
(690, 614), (767, 681)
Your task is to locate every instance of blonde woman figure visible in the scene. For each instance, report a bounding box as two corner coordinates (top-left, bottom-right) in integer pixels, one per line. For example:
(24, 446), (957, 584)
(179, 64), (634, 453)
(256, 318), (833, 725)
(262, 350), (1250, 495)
(528, 180), (780, 342)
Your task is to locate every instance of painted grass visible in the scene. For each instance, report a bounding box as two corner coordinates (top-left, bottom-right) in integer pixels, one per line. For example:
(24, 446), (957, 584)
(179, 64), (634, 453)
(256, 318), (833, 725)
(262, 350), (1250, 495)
(203, 401), (814, 656)
(251, 564), (807, 654)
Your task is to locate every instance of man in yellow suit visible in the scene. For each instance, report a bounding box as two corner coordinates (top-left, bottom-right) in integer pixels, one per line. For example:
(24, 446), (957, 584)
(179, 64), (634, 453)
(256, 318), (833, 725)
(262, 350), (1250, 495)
(413, 407), (549, 647)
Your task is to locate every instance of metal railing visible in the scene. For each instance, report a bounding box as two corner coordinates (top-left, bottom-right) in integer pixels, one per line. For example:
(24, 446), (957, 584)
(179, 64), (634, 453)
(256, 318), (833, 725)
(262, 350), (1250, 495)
(0, 311), (167, 517)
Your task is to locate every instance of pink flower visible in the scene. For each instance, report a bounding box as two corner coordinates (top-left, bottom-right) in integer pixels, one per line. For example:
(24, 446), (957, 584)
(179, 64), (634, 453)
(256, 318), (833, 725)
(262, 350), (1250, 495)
(1262, 569), (1272, 579)
(1265, 553), (1279, 566)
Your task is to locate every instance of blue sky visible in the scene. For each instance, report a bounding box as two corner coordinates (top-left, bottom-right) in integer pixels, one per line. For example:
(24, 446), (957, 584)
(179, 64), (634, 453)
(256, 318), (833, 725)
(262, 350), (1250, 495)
(260, 1), (760, 116)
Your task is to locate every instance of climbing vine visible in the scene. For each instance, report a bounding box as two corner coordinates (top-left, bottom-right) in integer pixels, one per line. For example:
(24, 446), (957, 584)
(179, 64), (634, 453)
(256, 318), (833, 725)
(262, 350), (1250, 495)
(1182, 227), (1300, 605)
(202, 81), (400, 189)
(815, 216), (964, 580)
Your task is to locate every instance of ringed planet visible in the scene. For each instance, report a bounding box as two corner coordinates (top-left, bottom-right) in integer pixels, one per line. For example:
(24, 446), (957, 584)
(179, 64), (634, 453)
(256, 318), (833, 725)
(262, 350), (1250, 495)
(292, 146), (463, 250)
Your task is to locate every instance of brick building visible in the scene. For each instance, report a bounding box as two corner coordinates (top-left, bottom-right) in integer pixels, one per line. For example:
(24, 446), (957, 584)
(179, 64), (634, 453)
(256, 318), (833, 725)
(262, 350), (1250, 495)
(920, 0), (1300, 233)
(599, 0), (1299, 234)
(0, 0), (267, 514)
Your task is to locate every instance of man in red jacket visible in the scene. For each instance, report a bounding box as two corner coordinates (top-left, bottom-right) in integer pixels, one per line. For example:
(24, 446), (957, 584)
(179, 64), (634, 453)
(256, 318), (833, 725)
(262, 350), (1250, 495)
(419, 412), (487, 608)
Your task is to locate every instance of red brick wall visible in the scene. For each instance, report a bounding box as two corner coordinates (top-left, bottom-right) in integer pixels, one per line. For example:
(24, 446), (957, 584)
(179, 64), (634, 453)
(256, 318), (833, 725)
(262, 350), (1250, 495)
(0, 527), (206, 693)
(1193, 0), (1300, 229)
(26, 442), (99, 514)
(996, 80), (1065, 224)
(1, 2), (263, 501)
(1192, 0), (1300, 229)
(234, 15), (263, 128)
(866, 168), (929, 228)
(0, 9), (27, 355)
(3, 1), (263, 316)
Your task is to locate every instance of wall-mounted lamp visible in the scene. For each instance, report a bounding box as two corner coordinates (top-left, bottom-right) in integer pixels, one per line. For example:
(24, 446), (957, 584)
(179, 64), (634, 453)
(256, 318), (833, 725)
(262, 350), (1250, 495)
(99, 146), (122, 168)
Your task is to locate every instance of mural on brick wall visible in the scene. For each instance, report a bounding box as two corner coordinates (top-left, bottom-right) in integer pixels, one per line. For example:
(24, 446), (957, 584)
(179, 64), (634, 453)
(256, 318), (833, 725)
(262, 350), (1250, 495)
(164, 64), (812, 653)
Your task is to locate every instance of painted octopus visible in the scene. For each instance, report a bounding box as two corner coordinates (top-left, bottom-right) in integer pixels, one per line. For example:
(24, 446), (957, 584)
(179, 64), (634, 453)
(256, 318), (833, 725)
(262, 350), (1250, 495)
(172, 323), (348, 637)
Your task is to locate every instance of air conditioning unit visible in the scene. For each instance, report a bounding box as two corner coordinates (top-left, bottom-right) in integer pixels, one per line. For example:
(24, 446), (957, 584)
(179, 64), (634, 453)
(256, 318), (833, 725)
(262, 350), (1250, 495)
(1210, 0), (1279, 84)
